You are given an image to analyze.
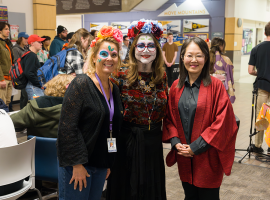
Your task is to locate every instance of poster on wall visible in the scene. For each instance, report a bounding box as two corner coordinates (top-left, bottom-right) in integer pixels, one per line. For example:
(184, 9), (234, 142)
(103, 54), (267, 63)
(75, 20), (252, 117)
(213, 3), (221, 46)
(90, 22), (109, 31)
(183, 19), (209, 33)
(183, 33), (209, 41)
(158, 20), (183, 47)
(111, 22), (130, 34)
(56, 0), (121, 15)
(0, 6), (8, 23)
(242, 28), (253, 55)
(10, 25), (19, 43)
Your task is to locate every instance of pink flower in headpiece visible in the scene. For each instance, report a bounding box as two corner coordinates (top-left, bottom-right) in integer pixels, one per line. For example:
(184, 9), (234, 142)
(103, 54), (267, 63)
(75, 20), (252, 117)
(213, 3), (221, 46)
(113, 28), (123, 43)
(90, 39), (97, 48)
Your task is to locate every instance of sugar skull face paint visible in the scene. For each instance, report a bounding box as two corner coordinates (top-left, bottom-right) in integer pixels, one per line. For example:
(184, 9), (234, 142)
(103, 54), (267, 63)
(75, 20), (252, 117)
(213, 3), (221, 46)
(135, 35), (156, 64)
(98, 49), (118, 59)
(94, 41), (119, 75)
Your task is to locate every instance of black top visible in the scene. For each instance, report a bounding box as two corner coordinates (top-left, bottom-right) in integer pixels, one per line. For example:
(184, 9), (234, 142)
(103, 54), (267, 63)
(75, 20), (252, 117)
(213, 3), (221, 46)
(57, 74), (123, 167)
(249, 41), (270, 93)
(22, 51), (42, 88)
(86, 79), (122, 168)
(170, 76), (210, 155)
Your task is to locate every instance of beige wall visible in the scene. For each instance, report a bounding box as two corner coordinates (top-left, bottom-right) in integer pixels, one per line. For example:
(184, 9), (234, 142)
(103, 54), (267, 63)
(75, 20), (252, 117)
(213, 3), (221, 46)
(33, 0), (56, 42)
(1, 0), (34, 34)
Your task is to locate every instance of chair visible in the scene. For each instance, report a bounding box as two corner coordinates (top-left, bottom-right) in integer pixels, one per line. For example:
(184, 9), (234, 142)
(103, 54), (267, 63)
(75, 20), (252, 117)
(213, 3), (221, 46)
(0, 137), (42, 200)
(27, 135), (58, 199)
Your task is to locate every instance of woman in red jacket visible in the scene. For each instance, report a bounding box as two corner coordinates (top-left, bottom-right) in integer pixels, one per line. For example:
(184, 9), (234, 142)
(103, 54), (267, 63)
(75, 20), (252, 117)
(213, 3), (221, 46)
(162, 37), (238, 200)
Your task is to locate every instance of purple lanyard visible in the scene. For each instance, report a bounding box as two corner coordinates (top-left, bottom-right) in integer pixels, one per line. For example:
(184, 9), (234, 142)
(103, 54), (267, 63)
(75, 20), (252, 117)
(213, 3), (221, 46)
(95, 73), (114, 135)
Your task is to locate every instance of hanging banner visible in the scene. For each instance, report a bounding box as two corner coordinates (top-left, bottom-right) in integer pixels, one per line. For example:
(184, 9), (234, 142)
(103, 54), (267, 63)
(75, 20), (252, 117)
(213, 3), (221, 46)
(56, 0), (121, 15)
(0, 6), (8, 22)
(10, 25), (19, 43)
(158, 1), (209, 17)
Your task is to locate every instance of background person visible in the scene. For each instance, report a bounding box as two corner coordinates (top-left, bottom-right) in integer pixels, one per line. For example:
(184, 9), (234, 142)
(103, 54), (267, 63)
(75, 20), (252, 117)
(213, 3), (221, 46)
(64, 28), (90, 75)
(13, 32), (29, 61)
(162, 32), (178, 87)
(90, 29), (98, 38)
(107, 20), (167, 200)
(24, 35), (45, 100)
(37, 35), (51, 66)
(248, 22), (270, 154)
(62, 32), (74, 50)
(163, 37), (238, 200)
(49, 25), (68, 57)
(120, 35), (129, 61)
(210, 37), (236, 103)
(0, 22), (14, 107)
(57, 26), (123, 200)
(11, 74), (74, 138)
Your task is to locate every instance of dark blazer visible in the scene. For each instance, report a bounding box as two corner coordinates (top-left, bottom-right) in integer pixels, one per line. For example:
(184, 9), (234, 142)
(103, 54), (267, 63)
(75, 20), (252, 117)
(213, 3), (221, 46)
(57, 74), (123, 167)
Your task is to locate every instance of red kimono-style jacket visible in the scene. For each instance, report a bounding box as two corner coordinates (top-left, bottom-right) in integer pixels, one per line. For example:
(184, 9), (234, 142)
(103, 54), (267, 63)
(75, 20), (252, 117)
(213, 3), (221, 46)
(162, 76), (238, 188)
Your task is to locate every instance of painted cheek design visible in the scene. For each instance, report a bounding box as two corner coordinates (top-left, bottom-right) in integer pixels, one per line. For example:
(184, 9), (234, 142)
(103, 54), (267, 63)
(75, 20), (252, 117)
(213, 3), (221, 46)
(98, 59), (102, 63)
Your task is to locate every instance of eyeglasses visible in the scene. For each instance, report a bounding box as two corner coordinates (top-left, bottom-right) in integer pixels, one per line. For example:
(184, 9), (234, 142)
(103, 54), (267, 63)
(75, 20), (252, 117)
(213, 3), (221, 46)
(135, 42), (156, 52)
(184, 54), (205, 61)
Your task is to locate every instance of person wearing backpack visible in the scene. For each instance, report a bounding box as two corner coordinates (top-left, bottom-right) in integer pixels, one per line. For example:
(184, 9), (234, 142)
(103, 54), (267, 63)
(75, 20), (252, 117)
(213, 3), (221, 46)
(0, 22), (14, 107)
(64, 28), (90, 75)
(23, 34), (45, 100)
(12, 32), (29, 110)
(49, 25), (68, 57)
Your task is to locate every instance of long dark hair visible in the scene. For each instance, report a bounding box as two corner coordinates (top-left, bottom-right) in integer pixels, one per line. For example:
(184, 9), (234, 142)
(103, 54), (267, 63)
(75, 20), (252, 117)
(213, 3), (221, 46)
(178, 37), (211, 88)
(209, 37), (226, 74)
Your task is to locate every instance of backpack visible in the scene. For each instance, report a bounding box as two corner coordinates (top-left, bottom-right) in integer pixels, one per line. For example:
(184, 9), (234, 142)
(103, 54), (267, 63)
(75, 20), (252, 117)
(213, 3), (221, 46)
(37, 48), (77, 87)
(9, 51), (31, 90)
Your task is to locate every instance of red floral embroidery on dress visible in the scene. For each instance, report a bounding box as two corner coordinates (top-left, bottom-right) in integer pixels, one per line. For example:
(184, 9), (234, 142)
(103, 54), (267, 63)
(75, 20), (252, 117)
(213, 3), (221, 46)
(110, 67), (168, 125)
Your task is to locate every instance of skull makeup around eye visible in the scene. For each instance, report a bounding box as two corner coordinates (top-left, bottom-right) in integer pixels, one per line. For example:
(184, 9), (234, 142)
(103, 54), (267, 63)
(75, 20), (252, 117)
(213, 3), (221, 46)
(99, 50), (110, 59)
(135, 35), (157, 64)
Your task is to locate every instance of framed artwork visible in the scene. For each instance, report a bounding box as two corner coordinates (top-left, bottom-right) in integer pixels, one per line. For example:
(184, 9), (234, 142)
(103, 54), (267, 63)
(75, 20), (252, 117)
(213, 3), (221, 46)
(90, 22), (109, 31)
(183, 19), (209, 33)
(183, 33), (209, 41)
(241, 28), (253, 55)
(110, 22), (130, 34)
(158, 20), (182, 46)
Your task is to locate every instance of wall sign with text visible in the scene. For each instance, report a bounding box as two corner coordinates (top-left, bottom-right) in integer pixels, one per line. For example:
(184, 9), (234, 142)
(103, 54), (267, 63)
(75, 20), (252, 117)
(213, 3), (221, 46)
(56, 0), (121, 15)
(158, 1), (209, 17)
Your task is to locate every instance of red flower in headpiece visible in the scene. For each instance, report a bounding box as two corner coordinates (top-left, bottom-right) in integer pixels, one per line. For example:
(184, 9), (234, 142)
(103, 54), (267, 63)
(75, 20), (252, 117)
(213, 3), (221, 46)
(136, 21), (146, 30)
(151, 23), (163, 40)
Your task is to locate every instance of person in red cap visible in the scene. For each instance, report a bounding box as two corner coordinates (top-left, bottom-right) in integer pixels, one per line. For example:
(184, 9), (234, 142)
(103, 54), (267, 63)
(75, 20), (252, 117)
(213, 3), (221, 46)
(23, 34), (46, 101)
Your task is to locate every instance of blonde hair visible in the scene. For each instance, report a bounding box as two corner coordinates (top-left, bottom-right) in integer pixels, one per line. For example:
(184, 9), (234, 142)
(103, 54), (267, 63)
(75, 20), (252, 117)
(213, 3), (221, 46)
(44, 74), (75, 97)
(127, 33), (165, 86)
(86, 37), (121, 76)
(66, 28), (90, 59)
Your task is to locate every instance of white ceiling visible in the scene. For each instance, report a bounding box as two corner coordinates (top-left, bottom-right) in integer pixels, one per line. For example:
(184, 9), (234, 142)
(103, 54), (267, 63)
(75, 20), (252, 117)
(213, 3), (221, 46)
(131, 0), (169, 12)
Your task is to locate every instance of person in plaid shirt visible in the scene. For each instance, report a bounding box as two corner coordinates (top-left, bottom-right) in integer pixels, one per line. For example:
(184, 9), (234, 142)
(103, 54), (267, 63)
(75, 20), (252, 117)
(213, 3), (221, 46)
(64, 28), (91, 75)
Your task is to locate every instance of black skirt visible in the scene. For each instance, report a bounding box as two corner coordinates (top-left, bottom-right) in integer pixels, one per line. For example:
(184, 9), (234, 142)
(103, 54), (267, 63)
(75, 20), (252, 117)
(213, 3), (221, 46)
(107, 121), (167, 200)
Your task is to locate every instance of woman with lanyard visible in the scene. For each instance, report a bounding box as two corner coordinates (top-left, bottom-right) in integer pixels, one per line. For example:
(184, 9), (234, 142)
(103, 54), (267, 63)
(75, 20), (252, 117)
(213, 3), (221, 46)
(107, 19), (168, 200)
(57, 26), (123, 200)
(162, 37), (238, 199)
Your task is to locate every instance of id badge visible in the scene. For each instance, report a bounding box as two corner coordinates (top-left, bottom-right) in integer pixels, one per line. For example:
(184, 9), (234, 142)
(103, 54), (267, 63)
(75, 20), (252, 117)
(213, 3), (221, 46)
(107, 138), (117, 153)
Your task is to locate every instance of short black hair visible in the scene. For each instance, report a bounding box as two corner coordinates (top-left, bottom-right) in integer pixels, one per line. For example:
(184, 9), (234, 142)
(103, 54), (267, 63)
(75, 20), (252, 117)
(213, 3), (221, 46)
(0, 22), (10, 31)
(178, 37), (211, 88)
(123, 35), (129, 41)
(265, 22), (270, 36)
(67, 32), (74, 40)
(90, 30), (98, 37)
(41, 36), (51, 42)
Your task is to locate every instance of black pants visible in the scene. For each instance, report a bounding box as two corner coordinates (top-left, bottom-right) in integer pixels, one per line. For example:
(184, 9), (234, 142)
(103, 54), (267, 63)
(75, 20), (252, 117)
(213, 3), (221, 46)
(182, 182), (220, 200)
(20, 88), (28, 109)
(166, 66), (173, 87)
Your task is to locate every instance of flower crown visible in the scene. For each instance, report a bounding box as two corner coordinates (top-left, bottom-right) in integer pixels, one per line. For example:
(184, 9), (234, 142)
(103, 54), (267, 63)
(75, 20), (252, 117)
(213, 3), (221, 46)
(127, 19), (163, 42)
(90, 26), (123, 48)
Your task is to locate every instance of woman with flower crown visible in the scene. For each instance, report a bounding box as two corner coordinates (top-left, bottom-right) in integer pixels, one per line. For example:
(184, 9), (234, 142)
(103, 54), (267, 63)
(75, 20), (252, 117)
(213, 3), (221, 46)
(57, 26), (124, 200)
(107, 19), (168, 200)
